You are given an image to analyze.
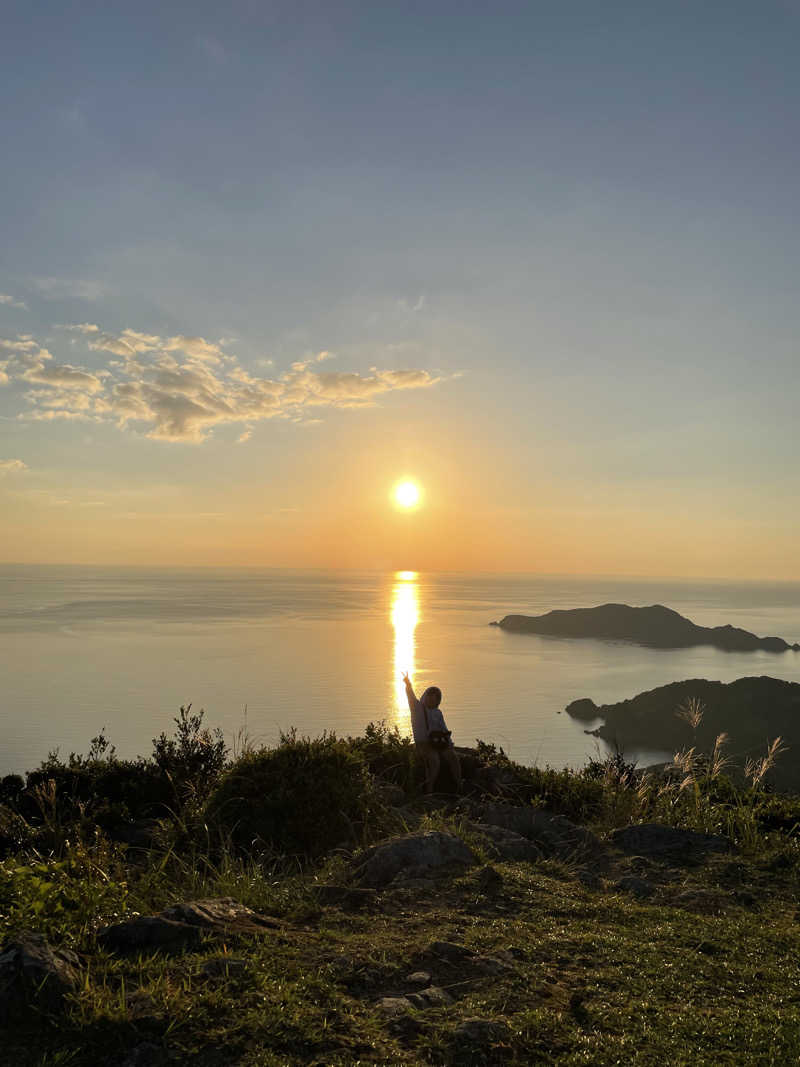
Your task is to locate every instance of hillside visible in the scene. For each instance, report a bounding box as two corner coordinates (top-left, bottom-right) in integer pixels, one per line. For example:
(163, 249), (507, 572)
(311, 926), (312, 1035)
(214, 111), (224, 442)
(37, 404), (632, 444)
(2, 715), (800, 1065)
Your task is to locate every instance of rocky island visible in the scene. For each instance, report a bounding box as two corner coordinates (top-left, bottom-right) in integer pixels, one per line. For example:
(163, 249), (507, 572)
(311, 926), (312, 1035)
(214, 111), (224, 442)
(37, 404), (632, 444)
(567, 675), (800, 791)
(491, 603), (799, 652)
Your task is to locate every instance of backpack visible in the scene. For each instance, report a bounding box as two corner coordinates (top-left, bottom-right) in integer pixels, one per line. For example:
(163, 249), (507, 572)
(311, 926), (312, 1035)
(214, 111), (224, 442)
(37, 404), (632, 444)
(424, 705), (452, 751)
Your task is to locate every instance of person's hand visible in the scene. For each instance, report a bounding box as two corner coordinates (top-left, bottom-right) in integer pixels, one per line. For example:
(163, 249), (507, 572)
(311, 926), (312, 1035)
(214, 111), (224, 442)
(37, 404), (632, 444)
(402, 672), (411, 687)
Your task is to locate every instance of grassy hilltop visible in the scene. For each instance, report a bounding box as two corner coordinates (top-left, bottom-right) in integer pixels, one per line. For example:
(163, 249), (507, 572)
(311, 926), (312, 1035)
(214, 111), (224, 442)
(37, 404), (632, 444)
(1, 706), (800, 1066)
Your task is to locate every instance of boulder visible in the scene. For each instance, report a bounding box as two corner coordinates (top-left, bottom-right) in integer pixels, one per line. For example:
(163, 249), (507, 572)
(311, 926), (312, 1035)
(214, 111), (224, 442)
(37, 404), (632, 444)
(161, 898), (279, 935)
(0, 932), (80, 1021)
(425, 940), (475, 964)
(354, 832), (475, 889)
(377, 995), (413, 1017)
(611, 824), (731, 857)
(406, 985), (453, 1008)
(479, 804), (603, 859)
(469, 822), (541, 862)
(99, 898), (278, 954)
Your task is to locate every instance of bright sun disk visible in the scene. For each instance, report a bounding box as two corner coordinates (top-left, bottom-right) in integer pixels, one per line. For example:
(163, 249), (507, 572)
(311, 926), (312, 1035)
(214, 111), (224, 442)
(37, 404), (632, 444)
(393, 480), (421, 509)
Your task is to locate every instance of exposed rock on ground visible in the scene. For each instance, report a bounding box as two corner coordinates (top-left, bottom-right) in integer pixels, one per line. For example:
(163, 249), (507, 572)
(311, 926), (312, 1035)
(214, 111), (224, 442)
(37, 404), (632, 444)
(353, 831), (476, 888)
(479, 803), (604, 860)
(0, 931), (80, 1021)
(99, 898), (278, 954)
(469, 821), (542, 862)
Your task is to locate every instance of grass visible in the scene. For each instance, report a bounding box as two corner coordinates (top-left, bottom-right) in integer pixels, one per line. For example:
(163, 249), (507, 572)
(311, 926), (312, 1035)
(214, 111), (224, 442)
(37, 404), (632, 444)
(3, 842), (800, 1065)
(2, 709), (800, 1064)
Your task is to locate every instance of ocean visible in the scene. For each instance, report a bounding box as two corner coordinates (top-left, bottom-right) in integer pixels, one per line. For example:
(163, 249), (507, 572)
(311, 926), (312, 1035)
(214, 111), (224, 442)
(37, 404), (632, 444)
(1, 566), (799, 776)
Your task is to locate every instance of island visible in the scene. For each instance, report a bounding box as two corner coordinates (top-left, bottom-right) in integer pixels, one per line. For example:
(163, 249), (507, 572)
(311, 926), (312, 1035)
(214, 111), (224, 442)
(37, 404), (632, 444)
(567, 675), (800, 790)
(491, 603), (799, 653)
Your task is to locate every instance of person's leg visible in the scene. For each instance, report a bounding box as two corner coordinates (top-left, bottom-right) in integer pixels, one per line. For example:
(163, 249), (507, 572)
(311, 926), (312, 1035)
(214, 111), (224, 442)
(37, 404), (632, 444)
(424, 746), (441, 794)
(443, 747), (462, 790)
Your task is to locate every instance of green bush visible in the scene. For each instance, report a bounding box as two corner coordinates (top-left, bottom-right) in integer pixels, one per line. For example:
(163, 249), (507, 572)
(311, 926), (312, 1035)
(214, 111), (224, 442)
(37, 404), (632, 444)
(204, 731), (376, 858)
(347, 720), (420, 793)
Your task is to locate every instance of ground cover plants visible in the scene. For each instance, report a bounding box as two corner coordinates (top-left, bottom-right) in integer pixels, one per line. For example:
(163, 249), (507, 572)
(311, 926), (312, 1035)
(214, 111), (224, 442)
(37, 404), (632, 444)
(1, 702), (799, 1065)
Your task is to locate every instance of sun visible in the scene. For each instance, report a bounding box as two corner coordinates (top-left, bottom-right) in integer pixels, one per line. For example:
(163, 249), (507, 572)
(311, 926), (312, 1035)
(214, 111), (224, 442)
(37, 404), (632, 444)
(393, 480), (421, 510)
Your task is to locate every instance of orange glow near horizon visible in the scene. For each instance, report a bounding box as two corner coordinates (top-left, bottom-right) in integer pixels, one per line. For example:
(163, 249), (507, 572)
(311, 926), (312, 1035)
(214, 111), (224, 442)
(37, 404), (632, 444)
(391, 570), (419, 725)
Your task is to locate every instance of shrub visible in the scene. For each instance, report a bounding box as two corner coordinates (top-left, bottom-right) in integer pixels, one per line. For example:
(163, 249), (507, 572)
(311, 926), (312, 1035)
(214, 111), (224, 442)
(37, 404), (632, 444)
(347, 720), (419, 793)
(204, 731), (375, 858)
(152, 704), (228, 800)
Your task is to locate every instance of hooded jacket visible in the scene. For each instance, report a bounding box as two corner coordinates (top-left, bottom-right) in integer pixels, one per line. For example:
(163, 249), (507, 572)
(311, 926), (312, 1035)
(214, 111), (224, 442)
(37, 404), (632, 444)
(408, 686), (452, 745)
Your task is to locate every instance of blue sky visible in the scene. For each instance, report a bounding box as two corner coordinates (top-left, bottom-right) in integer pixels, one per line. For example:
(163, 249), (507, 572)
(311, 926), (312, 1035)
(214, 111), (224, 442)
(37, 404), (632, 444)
(1, 2), (799, 575)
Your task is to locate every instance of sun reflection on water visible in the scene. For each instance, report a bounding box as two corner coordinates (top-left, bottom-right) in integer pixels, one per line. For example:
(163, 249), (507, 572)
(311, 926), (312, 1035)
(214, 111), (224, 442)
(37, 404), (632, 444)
(391, 571), (419, 725)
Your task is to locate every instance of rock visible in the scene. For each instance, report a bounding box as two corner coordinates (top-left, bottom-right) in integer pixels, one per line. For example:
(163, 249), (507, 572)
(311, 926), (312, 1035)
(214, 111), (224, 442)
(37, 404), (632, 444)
(99, 898), (278, 954)
(161, 898), (279, 935)
(473, 955), (514, 976)
(577, 868), (603, 890)
(407, 985), (453, 1008)
(406, 970), (432, 987)
(200, 957), (248, 979)
(312, 885), (378, 909)
(98, 916), (203, 954)
(611, 824), (731, 857)
(477, 865), (503, 893)
(455, 1018), (511, 1043)
(354, 832), (475, 889)
(0, 932), (80, 1021)
(425, 940), (475, 964)
(377, 995), (413, 1017)
(479, 804), (603, 860)
(470, 822), (542, 862)
(616, 875), (655, 898)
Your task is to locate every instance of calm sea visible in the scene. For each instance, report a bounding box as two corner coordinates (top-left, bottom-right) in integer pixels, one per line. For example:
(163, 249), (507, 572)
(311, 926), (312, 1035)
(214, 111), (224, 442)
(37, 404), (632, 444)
(1, 566), (799, 775)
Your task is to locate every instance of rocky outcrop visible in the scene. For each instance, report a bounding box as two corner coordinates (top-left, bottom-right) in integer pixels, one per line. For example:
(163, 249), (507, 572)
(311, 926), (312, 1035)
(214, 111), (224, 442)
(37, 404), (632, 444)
(478, 803), (604, 860)
(0, 932), (80, 1021)
(99, 898), (279, 954)
(353, 831), (476, 888)
(492, 603), (799, 652)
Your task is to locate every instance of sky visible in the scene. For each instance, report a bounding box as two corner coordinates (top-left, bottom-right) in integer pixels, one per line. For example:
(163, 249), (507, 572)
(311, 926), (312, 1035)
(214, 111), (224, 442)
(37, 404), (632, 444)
(1, 1), (799, 578)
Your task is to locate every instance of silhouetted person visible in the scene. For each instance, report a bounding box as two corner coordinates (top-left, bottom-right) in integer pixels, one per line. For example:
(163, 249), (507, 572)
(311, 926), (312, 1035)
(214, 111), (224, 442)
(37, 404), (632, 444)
(403, 673), (462, 794)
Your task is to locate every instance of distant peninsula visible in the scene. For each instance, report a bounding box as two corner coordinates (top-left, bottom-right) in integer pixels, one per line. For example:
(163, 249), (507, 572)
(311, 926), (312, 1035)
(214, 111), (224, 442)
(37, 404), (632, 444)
(491, 603), (799, 653)
(566, 675), (800, 790)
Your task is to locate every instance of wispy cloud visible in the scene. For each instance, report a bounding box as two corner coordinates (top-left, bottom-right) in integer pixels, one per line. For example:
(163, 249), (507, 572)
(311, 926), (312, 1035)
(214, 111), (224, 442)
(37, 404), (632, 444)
(2, 323), (445, 443)
(0, 294), (27, 310)
(0, 458), (28, 476)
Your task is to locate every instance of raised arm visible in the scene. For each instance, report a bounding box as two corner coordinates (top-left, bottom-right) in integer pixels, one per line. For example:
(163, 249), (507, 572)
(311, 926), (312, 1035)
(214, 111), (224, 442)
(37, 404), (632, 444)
(402, 672), (417, 713)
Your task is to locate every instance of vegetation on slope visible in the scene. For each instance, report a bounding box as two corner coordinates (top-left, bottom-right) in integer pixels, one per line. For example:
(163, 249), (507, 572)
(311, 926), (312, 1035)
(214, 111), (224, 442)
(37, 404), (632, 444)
(0, 702), (799, 1065)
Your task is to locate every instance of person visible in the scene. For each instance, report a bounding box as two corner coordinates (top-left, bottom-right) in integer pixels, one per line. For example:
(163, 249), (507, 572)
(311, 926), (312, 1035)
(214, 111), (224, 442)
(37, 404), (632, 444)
(403, 672), (462, 795)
